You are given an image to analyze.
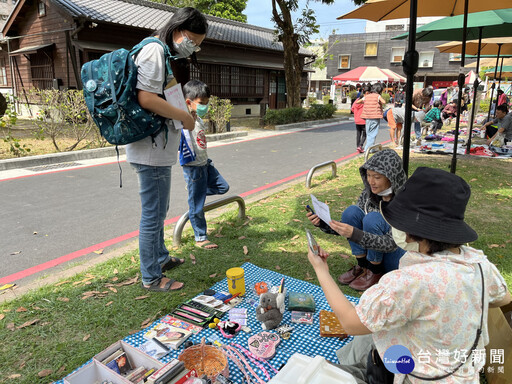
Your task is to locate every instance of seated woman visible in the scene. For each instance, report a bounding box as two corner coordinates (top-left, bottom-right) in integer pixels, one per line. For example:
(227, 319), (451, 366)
(307, 149), (406, 291)
(307, 167), (511, 383)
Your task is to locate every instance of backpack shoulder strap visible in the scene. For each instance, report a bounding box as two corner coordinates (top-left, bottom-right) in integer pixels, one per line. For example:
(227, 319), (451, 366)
(131, 37), (173, 75)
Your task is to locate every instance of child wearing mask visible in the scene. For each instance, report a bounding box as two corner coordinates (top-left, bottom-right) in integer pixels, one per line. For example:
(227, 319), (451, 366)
(180, 80), (230, 250)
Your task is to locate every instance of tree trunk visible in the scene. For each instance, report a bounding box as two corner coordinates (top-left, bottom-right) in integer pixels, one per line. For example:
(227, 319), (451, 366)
(274, 0), (304, 108)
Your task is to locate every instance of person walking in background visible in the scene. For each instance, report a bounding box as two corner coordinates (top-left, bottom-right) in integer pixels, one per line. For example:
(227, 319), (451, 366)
(355, 83), (385, 152)
(180, 80), (229, 250)
(127, 7), (208, 292)
(412, 87), (433, 145)
(351, 85), (369, 153)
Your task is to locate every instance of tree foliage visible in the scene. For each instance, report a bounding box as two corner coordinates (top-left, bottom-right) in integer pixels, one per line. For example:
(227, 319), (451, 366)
(149, 0), (248, 22)
(271, 0), (335, 108)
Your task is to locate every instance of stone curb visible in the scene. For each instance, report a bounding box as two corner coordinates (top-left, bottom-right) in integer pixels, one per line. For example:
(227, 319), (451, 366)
(274, 117), (349, 130)
(0, 131), (248, 171)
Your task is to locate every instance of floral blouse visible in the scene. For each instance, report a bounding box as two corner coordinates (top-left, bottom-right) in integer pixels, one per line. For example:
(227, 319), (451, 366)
(356, 246), (508, 384)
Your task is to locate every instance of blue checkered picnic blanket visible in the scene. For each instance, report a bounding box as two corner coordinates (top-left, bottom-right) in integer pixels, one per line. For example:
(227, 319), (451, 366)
(57, 262), (359, 383)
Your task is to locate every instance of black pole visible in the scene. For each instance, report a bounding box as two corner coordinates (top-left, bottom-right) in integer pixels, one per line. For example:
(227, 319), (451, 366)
(494, 56), (505, 118)
(450, 0), (469, 174)
(466, 27), (482, 154)
(402, 0), (419, 175)
(486, 44), (502, 123)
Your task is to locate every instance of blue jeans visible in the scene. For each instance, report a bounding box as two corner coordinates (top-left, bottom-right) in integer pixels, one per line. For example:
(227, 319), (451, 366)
(364, 119), (380, 151)
(414, 121), (422, 140)
(131, 163), (172, 286)
(341, 205), (405, 272)
(183, 159), (229, 241)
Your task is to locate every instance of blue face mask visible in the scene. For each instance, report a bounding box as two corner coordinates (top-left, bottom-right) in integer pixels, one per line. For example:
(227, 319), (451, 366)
(194, 102), (209, 118)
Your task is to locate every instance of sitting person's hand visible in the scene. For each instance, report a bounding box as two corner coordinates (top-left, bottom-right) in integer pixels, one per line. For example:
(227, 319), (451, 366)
(307, 245), (329, 272)
(306, 212), (321, 227)
(330, 221), (354, 238)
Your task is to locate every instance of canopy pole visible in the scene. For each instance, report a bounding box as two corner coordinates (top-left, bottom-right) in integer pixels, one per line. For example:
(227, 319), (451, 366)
(486, 44), (502, 123)
(402, 0), (419, 175)
(494, 56), (505, 118)
(466, 27), (482, 154)
(450, 0), (469, 174)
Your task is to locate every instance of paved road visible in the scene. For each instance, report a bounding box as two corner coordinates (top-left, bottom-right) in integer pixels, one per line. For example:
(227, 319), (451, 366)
(0, 122), (390, 284)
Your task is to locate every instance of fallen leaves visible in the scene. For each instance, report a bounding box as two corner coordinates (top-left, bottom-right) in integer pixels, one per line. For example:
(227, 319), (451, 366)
(243, 246), (249, 255)
(134, 295), (149, 300)
(93, 249), (104, 255)
(209, 273), (217, 278)
(8, 374), (21, 379)
(10, 251), (21, 255)
(38, 369), (52, 378)
(292, 219), (302, 223)
(54, 280), (70, 287)
(83, 334), (90, 341)
(131, 255), (137, 264)
(275, 265), (281, 270)
(291, 235), (299, 240)
(105, 301), (113, 307)
(0, 314), (4, 320)
(189, 254), (196, 265)
(278, 247), (287, 252)
(305, 272), (314, 281)
(488, 244), (505, 249)
(238, 236), (247, 240)
(57, 297), (70, 302)
(17, 318), (40, 329)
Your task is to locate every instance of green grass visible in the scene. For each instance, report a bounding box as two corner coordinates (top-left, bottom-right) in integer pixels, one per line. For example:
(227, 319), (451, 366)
(0, 153), (511, 383)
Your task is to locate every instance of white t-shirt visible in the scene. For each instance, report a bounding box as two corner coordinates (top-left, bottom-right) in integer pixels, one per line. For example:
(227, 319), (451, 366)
(126, 41), (180, 167)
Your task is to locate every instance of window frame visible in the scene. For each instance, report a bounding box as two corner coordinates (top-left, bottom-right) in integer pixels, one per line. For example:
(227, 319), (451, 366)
(418, 51), (435, 68)
(364, 42), (378, 57)
(0, 58), (7, 86)
(38, 1), (46, 17)
(449, 53), (461, 62)
(338, 54), (351, 69)
(390, 47), (405, 63)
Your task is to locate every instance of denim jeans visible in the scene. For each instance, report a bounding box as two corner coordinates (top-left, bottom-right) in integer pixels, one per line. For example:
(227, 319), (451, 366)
(341, 205), (405, 272)
(131, 163), (172, 286)
(183, 159), (229, 241)
(414, 121), (422, 140)
(364, 119), (380, 151)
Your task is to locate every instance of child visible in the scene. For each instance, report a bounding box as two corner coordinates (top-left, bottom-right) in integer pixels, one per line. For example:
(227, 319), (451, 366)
(181, 80), (229, 250)
(422, 100), (443, 134)
(351, 85), (370, 153)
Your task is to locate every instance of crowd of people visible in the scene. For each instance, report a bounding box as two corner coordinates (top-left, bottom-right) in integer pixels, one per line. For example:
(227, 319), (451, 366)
(121, 7), (510, 383)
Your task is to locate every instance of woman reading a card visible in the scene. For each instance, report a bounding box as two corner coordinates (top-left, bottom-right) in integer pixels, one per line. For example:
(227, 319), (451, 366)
(307, 167), (511, 383)
(307, 149), (406, 291)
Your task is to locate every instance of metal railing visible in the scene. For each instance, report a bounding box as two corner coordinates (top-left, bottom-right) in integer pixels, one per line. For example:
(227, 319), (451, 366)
(364, 144), (383, 161)
(172, 195), (246, 247)
(305, 160), (337, 189)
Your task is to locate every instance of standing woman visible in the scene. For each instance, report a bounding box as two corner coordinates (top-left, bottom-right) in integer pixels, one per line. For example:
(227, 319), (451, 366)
(351, 85), (370, 153)
(127, 8), (208, 292)
(356, 84), (385, 151)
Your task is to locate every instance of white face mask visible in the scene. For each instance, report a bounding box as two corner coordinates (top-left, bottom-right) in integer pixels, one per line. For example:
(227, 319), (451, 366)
(377, 186), (393, 197)
(391, 227), (420, 252)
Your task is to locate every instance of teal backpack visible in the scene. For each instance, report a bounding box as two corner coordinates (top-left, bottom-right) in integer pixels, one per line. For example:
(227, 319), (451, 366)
(81, 37), (173, 146)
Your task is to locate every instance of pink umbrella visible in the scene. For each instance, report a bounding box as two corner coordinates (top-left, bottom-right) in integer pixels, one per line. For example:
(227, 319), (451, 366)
(333, 66), (406, 83)
(451, 70), (478, 86)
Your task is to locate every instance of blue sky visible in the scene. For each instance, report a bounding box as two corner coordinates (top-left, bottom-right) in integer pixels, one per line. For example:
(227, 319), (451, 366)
(244, 0), (366, 39)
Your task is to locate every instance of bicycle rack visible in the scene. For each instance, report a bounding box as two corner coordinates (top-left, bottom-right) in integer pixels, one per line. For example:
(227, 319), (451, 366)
(172, 195), (246, 247)
(364, 144), (383, 161)
(305, 160), (337, 189)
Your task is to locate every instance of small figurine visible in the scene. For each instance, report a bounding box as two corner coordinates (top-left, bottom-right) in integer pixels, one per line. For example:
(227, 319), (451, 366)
(255, 292), (284, 330)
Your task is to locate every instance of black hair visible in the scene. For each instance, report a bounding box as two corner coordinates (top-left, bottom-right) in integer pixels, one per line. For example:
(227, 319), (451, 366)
(433, 100), (441, 108)
(408, 234), (462, 256)
(183, 79), (211, 100)
(152, 7), (208, 80)
(497, 89), (504, 95)
(363, 85), (372, 93)
(372, 84), (383, 94)
(154, 7), (208, 48)
(422, 87), (433, 98)
(497, 104), (508, 114)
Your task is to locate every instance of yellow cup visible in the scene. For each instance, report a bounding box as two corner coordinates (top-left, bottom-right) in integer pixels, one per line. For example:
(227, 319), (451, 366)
(226, 267), (245, 296)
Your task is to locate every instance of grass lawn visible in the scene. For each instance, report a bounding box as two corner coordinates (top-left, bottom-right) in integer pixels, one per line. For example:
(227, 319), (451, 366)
(0, 152), (510, 383)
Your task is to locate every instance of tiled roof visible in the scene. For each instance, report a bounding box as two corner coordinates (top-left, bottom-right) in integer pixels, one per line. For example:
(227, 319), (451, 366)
(52, 0), (312, 55)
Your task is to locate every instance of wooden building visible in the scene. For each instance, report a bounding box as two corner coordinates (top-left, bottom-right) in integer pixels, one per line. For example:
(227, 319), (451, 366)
(0, 0), (313, 117)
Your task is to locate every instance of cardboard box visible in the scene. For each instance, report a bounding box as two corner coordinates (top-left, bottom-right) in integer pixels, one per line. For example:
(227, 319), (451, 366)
(64, 340), (165, 384)
(485, 303), (512, 384)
